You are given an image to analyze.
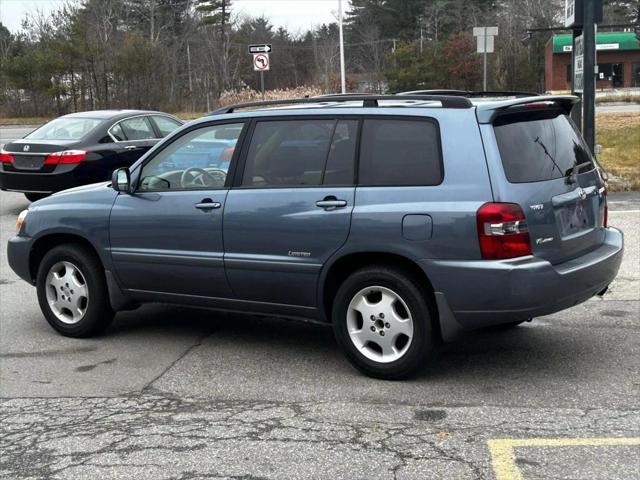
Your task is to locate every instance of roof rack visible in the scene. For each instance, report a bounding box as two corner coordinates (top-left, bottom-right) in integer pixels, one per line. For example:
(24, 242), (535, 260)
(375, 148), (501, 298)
(398, 89), (541, 98)
(208, 94), (472, 115)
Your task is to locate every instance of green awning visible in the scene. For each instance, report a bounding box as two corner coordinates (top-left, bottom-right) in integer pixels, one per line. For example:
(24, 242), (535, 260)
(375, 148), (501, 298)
(552, 32), (639, 53)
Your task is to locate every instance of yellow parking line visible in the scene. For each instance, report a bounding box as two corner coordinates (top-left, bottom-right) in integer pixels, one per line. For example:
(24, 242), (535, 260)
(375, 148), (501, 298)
(487, 437), (640, 480)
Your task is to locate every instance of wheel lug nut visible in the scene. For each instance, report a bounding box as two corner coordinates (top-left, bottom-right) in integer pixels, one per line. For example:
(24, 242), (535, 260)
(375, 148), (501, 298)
(379, 331), (385, 336)
(370, 315), (375, 321)
(370, 326), (376, 332)
(379, 313), (385, 319)
(385, 323), (391, 328)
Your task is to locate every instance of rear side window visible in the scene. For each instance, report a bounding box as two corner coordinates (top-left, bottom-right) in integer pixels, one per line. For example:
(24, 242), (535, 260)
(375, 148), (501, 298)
(152, 115), (182, 137)
(494, 109), (594, 183)
(118, 117), (155, 141)
(242, 119), (356, 187)
(358, 119), (442, 186)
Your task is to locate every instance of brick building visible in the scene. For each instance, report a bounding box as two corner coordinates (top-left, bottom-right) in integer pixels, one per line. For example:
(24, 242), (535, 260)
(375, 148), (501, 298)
(544, 32), (640, 92)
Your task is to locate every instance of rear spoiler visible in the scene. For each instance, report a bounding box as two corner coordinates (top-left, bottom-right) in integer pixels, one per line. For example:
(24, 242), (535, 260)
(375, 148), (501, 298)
(475, 95), (580, 124)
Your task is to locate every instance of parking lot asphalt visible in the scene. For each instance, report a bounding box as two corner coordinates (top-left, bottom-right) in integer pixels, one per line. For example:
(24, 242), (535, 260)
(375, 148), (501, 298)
(1, 189), (638, 480)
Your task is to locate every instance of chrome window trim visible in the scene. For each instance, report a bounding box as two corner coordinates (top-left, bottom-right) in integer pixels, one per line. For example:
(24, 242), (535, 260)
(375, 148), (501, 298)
(108, 114), (179, 143)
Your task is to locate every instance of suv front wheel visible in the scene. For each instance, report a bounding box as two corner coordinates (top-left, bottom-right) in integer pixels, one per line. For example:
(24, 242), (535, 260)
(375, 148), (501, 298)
(332, 266), (435, 380)
(36, 244), (114, 337)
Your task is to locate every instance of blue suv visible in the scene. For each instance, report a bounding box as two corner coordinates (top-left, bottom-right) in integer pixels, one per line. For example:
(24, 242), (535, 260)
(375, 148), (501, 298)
(7, 94), (624, 379)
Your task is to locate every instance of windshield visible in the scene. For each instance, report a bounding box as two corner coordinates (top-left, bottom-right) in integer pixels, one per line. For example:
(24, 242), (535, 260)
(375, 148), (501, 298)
(493, 109), (594, 183)
(25, 117), (103, 141)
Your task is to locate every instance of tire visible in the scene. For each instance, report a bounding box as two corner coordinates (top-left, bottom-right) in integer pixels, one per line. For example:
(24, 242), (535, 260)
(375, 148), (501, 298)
(25, 193), (49, 202)
(332, 266), (436, 380)
(36, 244), (114, 338)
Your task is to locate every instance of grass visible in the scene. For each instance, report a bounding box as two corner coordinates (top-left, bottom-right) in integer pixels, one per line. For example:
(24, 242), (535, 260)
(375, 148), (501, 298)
(0, 117), (50, 126)
(596, 112), (640, 191)
(596, 93), (640, 104)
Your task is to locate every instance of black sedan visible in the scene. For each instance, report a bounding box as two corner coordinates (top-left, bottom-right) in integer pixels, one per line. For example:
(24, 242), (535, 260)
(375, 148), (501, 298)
(0, 110), (183, 201)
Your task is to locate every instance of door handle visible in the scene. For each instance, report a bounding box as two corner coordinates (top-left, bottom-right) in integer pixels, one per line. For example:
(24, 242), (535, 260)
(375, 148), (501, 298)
(124, 145), (138, 151)
(195, 199), (222, 210)
(316, 196), (347, 210)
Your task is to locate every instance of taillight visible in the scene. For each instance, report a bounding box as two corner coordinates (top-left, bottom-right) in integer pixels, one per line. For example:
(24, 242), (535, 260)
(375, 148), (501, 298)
(600, 188), (608, 228)
(44, 150), (88, 165)
(477, 203), (532, 259)
(0, 149), (14, 163)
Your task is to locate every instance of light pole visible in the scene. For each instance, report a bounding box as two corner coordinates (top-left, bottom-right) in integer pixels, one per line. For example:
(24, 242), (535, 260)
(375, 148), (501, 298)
(338, 0), (346, 93)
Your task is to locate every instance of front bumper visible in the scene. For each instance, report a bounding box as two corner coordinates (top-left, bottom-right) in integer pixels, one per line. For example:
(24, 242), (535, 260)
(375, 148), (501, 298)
(7, 235), (34, 284)
(421, 227), (624, 329)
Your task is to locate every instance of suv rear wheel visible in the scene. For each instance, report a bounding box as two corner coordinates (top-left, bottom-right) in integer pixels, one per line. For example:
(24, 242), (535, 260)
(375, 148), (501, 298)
(36, 244), (114, 337)
(332, 266), (435, 379)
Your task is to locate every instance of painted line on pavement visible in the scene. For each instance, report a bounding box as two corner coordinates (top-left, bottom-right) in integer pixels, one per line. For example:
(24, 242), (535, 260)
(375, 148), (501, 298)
(487, 437), (640, 480)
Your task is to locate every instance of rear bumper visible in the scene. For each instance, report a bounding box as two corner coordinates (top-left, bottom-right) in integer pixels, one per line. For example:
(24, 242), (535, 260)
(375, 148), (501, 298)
(421, 227), (624, 329)
(0, 164), (100, 194)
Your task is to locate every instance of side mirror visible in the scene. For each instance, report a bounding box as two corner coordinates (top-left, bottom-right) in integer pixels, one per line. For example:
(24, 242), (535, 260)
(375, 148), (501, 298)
(112, 168), (131, 193)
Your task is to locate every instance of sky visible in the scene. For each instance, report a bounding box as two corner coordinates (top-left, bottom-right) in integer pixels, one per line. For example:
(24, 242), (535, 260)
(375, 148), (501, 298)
(0, 0), (348, 34)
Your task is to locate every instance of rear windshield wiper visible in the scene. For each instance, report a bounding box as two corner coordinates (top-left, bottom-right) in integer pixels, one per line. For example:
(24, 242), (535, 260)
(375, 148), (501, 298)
(534, 136), (562, 174)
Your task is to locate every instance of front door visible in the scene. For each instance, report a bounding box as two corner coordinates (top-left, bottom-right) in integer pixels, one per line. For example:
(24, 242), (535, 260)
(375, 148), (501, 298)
(109, 121), (246, 298)
(223, 117), (358, 307)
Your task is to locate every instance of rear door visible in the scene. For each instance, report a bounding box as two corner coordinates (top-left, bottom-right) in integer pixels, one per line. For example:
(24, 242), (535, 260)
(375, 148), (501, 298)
(112, 116), (158, 162)
(483, 106), (606, 264)
(223, 117), (358, 307)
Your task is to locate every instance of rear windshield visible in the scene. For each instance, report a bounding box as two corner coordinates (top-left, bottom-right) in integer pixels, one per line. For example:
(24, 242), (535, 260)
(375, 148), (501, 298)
(25, 117), (102, 141)
(493, 109), (594, 183)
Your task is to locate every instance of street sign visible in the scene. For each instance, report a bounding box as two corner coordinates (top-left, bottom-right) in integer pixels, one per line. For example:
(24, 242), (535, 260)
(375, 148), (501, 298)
(249, 44), (272, 54)
(473, 27), (498, 90)
(474, 27), (498, 53)
(573, 33), (584, 93)
(253, 53), (270, 72)
(564, 0), (602, 27)
(565, 0), (578, 27)
(476, 35), (494, 53)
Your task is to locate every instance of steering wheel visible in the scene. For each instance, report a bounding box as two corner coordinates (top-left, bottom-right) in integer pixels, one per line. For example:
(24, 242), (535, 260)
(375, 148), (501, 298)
(180, 167), (225, 188)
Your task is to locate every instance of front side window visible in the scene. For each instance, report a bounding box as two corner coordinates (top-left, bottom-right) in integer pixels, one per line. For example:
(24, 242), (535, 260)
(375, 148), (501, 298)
(118, 117), (155, 141)
(153, 115), (183, 137)
(138, 123), (244, 191)
(242, 119), (357, 187)
(358, 119), (443, 186)
(26, 117), (102, 141)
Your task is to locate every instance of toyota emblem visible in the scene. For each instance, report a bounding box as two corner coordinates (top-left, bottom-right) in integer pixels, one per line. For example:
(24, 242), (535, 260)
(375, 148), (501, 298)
(578, 188), (587, 200)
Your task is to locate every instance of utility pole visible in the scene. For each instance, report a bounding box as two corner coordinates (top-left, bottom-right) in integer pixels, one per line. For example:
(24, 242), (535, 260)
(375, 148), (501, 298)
(483, 28), (488, 91)
(582, 0), (597, 151)
(338, 0), (346, 94)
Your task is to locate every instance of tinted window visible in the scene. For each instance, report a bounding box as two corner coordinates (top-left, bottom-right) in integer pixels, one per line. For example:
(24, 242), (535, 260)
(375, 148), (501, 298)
(358, 119), (442, 186)
(119, 117), (155, 140)
(494, 110), (594, 183)
(324, 120), (358, 185)
(110, 123), (126, 141)
(153, 115), (182, 137)
(139, 123), (243, 191)
(25, 117), (102, 140)
(242, 119), (341, 187)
